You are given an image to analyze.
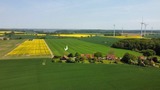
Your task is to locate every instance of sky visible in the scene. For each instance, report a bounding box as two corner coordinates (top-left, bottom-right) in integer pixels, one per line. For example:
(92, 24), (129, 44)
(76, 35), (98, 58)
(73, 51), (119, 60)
(0, 0), (160, 29)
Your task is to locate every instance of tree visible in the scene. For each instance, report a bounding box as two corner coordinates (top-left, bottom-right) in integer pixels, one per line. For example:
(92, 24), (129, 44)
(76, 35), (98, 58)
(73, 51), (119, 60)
(75, 52), (80, 57)
(75, 52), (81, 62)
(141, 49), (156, 57)
(121, 53), (137, 64)
(68, 53), (73, 57)
(152, 57), (158, 63)
(94, 52), (102, 58)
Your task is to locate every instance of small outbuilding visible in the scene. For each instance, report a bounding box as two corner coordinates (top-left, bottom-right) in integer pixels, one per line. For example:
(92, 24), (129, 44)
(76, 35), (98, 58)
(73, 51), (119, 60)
(81, 54), (94, 59)
(106, 54), (116, 60)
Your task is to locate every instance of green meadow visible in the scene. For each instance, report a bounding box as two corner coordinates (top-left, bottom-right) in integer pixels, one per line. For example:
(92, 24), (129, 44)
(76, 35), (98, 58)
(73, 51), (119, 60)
(45, 38), (141, 57)
(0, 59), (160, 90)
(80, 36), (120, 46)
(0, 40), (24, 57)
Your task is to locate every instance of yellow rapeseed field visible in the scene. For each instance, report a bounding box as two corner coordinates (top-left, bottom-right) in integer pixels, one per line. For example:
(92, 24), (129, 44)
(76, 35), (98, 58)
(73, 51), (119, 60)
(6, 39), (51, 56)
(0, 31), (11, 34)
(53, 34), (95, 37)
(0, 34), (4, 36)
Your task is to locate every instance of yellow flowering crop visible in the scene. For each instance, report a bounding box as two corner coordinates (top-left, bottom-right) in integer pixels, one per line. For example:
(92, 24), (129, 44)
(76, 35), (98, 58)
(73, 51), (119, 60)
(6, 39), (51, 56)
(0, 34), (4, 36)
(0, 31), (11, 34)
(52, 34), (95, 37)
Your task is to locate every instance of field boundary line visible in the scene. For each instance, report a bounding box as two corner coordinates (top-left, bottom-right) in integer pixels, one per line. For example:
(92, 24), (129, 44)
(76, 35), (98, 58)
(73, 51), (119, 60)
(44, 39), (54, 58)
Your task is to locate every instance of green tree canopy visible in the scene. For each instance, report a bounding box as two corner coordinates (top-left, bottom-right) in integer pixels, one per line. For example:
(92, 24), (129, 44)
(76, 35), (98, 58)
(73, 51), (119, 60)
(141, 49), (156, 57)
(121, 53), (137, 64)
(68, 53), (74, 57)
(75, 52), (80, 57)
(94, 52), (102, 58)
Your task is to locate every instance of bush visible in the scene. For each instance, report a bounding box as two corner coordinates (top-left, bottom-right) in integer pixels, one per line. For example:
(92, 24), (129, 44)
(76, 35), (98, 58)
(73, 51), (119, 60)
(144, 60), (151, 66)
(141, 49), (156, 57)
(138, 59), (145, 66)
(89, 58), (96, 63)
(94, 52), (102, 58)
(121, 53), (137, 64)
(152, 57), (158, 63)
(75, 57), (81, 62)
(68, 53), (74, 57)
(75, 52), (80, 57)
(66, 57), (75, 63)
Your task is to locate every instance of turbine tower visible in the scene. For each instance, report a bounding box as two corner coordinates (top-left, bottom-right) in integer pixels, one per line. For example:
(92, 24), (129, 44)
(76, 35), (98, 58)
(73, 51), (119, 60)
(113, 24), (115, 36)
(140, 17), (144, 37)
(144, 23), (148, 36)
(151, 27), (153, 34)
(122, 27), (124, 35)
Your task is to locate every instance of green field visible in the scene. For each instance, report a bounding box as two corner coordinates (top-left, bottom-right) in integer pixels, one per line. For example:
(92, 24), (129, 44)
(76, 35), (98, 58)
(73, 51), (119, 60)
(0, 59), (160, 90)
(80, 36), (120, 46)
(145, 34), (160, 38)
(0, 40), (24, 58)
(45, 38), (142, 57)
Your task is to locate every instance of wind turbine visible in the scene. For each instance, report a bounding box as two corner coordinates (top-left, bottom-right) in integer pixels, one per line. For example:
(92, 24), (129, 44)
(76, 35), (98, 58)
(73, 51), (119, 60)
(122, 27), (124, 35)
(151, 27), (153, 34)
(144, 23), (148, 36)
(113, 24), (116, 36)
(140, 17), (145, 37)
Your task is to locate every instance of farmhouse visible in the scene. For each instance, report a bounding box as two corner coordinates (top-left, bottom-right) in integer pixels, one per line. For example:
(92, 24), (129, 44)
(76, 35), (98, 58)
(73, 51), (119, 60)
(138, 56), (146, 60)
(81, 54), (94, 59)
(106, 54), (116, 60)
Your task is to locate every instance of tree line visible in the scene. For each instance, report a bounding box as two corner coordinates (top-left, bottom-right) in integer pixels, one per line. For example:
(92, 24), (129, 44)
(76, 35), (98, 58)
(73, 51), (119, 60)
(112, 39), (160, 55)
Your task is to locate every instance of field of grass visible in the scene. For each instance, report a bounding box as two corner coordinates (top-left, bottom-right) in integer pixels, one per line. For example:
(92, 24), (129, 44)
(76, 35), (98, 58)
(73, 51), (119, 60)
(11, 35), (36, 39)
(80, 36), (120, 46)
(145, 34), (160, 38)
(103, 35), (142, 39)
(0, 40), (24, 58)
(45, 38), (142, 57)
(0, 59), (160, 90)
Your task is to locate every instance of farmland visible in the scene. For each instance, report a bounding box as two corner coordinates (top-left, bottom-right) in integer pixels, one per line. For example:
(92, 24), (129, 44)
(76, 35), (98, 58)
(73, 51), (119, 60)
(0, 31), (24, 34)
(103, 35), (142, 39)
(0, 40), (24, 58)
(45, 38), (142, 57)
(0, 32), (160, 90)
(52, 33), (95, 37)
(6, 39), (51, 57)
(0, 59), (160, 90)
(80, 36), (120, 46)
